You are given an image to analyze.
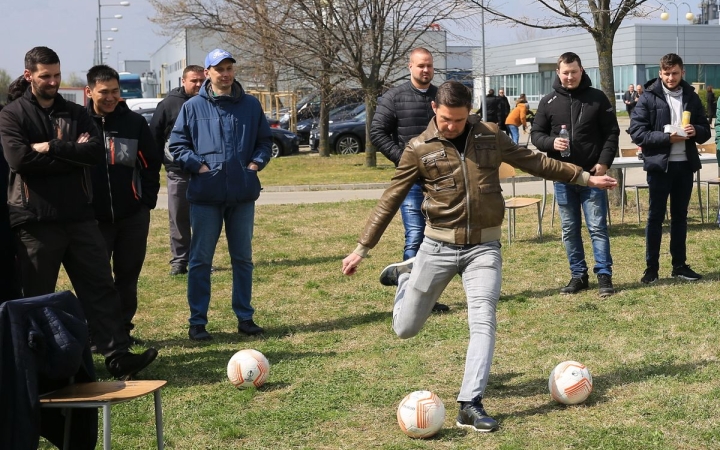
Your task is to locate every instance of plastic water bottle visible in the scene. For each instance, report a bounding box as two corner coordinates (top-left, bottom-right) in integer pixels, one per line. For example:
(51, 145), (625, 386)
(559, 125), (571, 157)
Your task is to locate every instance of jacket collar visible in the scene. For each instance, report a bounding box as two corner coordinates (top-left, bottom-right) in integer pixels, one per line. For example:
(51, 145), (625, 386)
(552, 71), (593, 96)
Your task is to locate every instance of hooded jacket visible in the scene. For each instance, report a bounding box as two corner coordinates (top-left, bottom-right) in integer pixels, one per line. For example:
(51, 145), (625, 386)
(169, 80), (272, 205)
(0, 88), (104, 227)
(628, 78), (711, 173)
(88, 99), (161, 222)
(531, 72), (620, 172)
(370, 81), (437, 165)
(354, 115), (589, 256)
(149, 86), (192, 173)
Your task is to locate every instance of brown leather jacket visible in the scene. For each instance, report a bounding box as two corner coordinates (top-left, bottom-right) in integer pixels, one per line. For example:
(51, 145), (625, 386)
(354, 115), (588, 256)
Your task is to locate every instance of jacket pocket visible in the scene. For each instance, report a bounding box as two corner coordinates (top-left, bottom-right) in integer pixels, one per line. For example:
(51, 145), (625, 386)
(421, 149), (451, 179)
(474, 141), (501, 168)
(108, 137), (138, 168)
(187, 168), (226, 204)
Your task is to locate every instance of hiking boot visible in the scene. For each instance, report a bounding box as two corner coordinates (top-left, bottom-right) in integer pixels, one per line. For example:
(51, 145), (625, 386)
(559, 274), (589, 294)
(456, 399), (498, 432)
(238, 319), (265, 336)
(432, 302), (450, 312)
(106, 348), (158, 380)
(597, 274), (615, 297)
(170, 265), (187, 276)
(672, 264), (702, 281)
(379, 258), (415, 286)
(641, 267), (659, 284)
(188, 324), (213, 341)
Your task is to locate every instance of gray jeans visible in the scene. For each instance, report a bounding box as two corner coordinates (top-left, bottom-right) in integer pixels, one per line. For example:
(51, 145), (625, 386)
(393, 237), (502, 402)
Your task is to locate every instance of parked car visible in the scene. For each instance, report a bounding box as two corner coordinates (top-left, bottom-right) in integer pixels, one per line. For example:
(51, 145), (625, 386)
(279, 88), (365, 129)
(137, 107), (300, 158)
(309, 110), (367, 154)
(295, 102), (365, 145)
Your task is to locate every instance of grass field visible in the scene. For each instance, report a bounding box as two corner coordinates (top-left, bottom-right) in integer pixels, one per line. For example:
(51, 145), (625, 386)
(43, 189), (720, 449)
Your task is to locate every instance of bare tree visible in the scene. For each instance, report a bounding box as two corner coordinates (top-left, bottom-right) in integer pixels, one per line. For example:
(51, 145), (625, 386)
(465, 0), (657, 109)
(149, 0), (463, 165)
(62, 72), (87, 88)
(0, 69), (12, 104)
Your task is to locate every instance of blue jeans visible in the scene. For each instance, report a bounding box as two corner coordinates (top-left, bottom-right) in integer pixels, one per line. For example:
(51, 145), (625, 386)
(645, 161), (694, 269)
(506, 125), (519, 144)
(400, 182), (425, 260)
(554, 182), (613, 277)
(188, 202), (255, 325)
(393, 237), (502, 402)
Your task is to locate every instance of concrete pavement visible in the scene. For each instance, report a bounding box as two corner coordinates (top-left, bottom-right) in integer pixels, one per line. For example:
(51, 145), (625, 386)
(154, 116), (718, 209)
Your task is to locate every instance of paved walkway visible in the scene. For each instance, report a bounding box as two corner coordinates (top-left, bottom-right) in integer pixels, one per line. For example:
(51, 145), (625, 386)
(155, 117), (718, 209)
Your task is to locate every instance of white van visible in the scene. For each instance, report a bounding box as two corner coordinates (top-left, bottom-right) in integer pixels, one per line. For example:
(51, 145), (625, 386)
(124, 98), (163, 111)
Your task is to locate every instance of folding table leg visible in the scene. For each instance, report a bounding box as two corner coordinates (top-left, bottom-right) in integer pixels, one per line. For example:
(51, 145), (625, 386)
(103, 404), (111, 450)
(62, 408), (72, 450)
(154, 390), (164, 449)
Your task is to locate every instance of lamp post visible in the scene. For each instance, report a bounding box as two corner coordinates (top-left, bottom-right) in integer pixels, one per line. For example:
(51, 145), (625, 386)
(97, 1), (129, 64)
(661, 2), (695, 54)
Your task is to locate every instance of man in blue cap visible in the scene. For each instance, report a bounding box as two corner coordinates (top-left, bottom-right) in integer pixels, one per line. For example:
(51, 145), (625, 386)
(170, 49), (273, 341)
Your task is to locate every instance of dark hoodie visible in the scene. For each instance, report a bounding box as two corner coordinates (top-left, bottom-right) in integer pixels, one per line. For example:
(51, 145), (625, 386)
(149, 86), (192, 172)
(531, 72), (620, 172)
(628, 78), (710, 173)
(87, 99), (161, 223)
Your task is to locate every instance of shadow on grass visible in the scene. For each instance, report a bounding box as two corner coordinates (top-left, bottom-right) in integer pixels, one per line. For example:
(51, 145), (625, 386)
(254, 254), (345, 268)
(487, 360), (711, 422)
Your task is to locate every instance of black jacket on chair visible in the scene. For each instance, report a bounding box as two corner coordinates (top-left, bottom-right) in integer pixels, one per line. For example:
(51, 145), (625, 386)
(0, 291), (97, 450)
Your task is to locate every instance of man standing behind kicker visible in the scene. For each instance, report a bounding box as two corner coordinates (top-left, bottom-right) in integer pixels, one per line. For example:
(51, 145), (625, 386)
(86, 65), (162, 344)
(342, 81), (616, 432)
(623, 84), (636, 115)
(628, 53), (710, 284)
(149, 65), (205, 276)
(531, 52), (620, 297)
(0, 46), (157, 378)
(370, 47), (448, 312)
(170, 49), (272, 341)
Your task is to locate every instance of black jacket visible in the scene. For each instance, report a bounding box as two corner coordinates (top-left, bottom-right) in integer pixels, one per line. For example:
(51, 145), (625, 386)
(0, 291), (97, 450)
(497, 95), (511, 129)
(0, 88), (104, 227)
(149, 87), (192, 172)
(531, 72), (620, 171)
(88, 100), (161, 222)
(628, 78), (710, 173)
(370, 81), (437, 165)
(484, 94), (501, 123)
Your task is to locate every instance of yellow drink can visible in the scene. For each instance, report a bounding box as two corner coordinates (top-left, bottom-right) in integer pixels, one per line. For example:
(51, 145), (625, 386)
(682, 111), (691, 126)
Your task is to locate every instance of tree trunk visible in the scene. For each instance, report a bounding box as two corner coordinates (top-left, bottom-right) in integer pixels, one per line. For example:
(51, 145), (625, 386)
(363, 89), (379, 167)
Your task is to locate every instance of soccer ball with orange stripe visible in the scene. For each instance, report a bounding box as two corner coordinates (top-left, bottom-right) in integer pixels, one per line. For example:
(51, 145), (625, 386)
(227, 349), (270, 389)
(548, 360), (593, 405)
(396, 390), (445, 438)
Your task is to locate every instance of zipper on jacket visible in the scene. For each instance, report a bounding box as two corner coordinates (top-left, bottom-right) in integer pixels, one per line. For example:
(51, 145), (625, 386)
(443, 136), (471, 244)
(102, 117), (116, 222)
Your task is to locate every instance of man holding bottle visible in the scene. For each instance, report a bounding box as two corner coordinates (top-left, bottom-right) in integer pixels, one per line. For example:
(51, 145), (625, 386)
(531, 52), (620, 297)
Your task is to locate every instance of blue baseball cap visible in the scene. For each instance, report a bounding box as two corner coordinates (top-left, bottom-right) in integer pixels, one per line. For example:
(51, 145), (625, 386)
(204, 48), (236, 69)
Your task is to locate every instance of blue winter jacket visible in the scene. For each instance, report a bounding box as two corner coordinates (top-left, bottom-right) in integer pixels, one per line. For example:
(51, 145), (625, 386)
(628, 78), (711, 173)
(169, 80), (272, 205)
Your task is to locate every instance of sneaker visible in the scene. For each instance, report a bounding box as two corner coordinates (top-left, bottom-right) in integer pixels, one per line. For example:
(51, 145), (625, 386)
(456, 400), (499, 432)
(597, 274), (615, 297)
(170, 265), (188, 276)
(106, 348), (158, 380)
(379, 258), (415, 286)
(238, 319), (265, 336)
(432, 302), (450, 312)
(672, 264), (702, 281)
(188, 324), (213, 341)
(559, 274), (589, 294)
(641, 267), (659, 284)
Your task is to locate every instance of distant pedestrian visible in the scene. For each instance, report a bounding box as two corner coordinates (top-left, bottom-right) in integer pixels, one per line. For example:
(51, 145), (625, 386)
(497, 89), (511, 133)
(484, 89), (500, 123)
(170, 49), (272, 341)
(706, 85), (716, 126)
(149, 65), (206, 276)
(623, 84), (636, 114)
(504, 94), (529, 144)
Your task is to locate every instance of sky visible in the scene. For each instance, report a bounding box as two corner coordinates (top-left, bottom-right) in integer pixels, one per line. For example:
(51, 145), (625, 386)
(3, 1), (675, 79)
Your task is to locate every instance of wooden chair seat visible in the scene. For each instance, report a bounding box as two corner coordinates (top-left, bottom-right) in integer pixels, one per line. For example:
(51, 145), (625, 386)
(40, 380), (167, 450)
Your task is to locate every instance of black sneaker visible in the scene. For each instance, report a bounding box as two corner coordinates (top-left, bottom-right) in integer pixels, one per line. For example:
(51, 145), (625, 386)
(188, 324), (213, 341)
(106, 348), (158, 380)
(238, 319), (265, 336)
(672, 264), (702, 281)
(597, 274), (615, 297)
(379, 258), (415, 286)
(432, 302), (450, 312)
(456, 400), (498, 432)
(559, 274), (589, 294)
(170, 265), (188, 276)
(641, 267), (659, 284)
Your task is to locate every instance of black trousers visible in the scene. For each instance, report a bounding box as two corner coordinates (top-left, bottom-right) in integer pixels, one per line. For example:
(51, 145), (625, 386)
(98, 206), (150, 333)
(13, 220), (130, 358)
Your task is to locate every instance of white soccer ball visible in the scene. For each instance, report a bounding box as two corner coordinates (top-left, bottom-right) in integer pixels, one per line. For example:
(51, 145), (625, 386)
(227, 349), (270, 389)
(396, 390), (445, 438)
(548, 360), (593, 405)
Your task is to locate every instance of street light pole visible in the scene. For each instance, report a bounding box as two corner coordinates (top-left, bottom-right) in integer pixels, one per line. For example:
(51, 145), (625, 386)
(661, 2), (695, 54)
(97, 1), (130, 64)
